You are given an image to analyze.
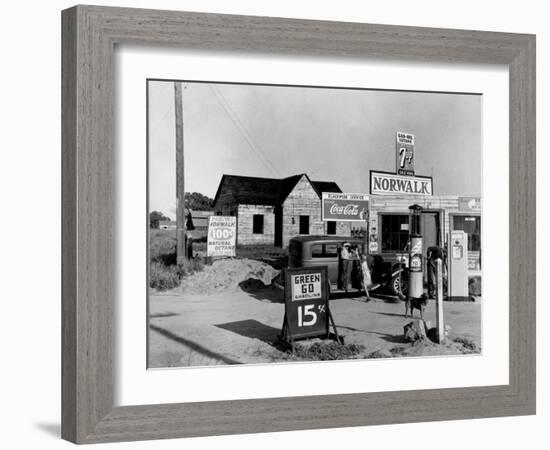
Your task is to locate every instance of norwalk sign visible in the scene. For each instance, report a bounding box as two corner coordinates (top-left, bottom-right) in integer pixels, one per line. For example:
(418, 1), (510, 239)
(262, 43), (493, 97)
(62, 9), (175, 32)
(370, 171), (433, 196)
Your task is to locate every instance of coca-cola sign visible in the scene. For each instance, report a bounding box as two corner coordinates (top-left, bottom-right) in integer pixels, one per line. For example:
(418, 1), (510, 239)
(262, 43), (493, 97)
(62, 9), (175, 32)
(322, 192), (369, 222)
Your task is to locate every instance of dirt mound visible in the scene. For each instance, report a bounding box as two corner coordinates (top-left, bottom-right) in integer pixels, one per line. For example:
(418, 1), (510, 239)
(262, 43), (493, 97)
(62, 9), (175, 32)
(176, 258), (280, 295)
(366, 337), (481, 359)
(292, 341), (365, 361)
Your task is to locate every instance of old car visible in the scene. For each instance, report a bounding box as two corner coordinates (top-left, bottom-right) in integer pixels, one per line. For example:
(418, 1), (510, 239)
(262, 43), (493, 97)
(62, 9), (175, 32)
(286, 235), (408, 298)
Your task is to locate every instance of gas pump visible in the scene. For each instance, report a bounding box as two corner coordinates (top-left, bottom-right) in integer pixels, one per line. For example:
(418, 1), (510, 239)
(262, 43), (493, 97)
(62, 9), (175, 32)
(408, 204), (424, 299)
(448, 230), (470, 301)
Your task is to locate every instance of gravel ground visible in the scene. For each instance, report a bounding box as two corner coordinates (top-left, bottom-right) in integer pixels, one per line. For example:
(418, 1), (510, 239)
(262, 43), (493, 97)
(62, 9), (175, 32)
(148, 282), (481, 368)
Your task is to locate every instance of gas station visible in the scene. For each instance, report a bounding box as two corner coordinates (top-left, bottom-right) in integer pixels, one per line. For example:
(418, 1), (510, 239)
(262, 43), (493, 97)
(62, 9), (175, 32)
(366, 132), (481, 301)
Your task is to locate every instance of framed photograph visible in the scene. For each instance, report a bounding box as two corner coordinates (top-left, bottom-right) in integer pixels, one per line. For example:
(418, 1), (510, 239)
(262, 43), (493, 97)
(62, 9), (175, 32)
(62, 5), (535, 444)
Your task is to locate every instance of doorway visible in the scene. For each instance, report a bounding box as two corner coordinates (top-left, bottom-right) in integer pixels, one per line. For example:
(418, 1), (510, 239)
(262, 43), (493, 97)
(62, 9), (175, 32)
(420, 211), (441, 284)
(274, 206), (283, 247)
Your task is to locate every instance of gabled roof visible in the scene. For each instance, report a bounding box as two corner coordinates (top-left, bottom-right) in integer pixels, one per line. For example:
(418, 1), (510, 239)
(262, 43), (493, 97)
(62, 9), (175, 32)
(213, 174), (281, 207)
(277, 174), (304, 204)
(213, 173), (342, 207)
(311, 181), (342, 196)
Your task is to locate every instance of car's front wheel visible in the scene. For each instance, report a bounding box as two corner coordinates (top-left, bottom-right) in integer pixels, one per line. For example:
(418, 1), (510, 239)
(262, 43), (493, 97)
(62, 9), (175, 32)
(391, 270), (408, 300)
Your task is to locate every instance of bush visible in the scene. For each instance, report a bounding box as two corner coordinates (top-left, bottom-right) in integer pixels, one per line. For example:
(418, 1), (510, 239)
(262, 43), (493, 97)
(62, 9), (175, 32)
(150, 230), (177, 264)
(176, 257), (205, 277)
(150, 262), (180, 291)
(149, 256), (207, 291)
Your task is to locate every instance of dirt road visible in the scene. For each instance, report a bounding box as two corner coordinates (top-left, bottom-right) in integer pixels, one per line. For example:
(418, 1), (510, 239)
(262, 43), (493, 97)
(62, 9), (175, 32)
(148, 282), (481, 368)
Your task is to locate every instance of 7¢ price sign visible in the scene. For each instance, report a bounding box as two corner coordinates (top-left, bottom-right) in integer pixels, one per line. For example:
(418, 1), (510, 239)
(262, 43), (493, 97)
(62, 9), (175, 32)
(283, 266), (329, 341)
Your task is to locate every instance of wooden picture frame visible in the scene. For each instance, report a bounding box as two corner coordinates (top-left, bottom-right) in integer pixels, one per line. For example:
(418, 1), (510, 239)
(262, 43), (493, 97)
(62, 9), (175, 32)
(62, 5), (536, 444)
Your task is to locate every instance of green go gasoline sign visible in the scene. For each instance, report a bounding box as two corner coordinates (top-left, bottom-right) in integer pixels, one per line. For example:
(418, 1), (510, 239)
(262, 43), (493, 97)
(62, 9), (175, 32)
(283, 266), (329, 341)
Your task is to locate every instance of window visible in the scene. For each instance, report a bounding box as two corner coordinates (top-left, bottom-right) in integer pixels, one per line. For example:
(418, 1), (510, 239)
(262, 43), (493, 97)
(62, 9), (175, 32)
(311, 243), (339, 258)
(380, 214), (409, 252)
(311, 244), (323, 257)
(252, 214), (264, 234)
(325, 243), (338, 257)
(452, 215), (481, 251)
(327, 221), (337, 235)
(299, 215), (310, 235)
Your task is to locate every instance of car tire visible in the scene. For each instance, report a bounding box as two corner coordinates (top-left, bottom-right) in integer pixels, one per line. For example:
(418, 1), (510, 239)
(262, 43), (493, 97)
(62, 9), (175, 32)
(391, 270), (408, 300)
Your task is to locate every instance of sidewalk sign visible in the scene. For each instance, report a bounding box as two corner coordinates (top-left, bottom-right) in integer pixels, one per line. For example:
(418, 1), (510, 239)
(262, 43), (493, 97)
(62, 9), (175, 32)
(281, 266), (342, 349)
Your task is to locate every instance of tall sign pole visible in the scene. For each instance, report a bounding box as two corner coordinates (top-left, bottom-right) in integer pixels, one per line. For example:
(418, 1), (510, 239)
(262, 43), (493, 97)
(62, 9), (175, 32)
(174, 82), (187, 264)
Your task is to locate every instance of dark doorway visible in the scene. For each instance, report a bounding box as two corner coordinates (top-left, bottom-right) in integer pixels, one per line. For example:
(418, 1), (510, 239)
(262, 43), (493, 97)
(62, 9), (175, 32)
(299, 215), (310, 235)
(274, 206), (283, 247)
(420, 211), (441, 284)
(252, 214), (264, 234)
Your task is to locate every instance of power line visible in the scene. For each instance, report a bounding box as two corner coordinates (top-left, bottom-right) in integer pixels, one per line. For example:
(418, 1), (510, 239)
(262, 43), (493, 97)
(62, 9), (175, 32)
(148, 105), (172, 132)
(209, 85), (281, 177)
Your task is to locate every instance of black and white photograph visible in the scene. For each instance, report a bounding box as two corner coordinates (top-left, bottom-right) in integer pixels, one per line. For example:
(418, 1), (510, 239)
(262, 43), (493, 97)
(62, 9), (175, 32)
(1, 0), (544, 447)
(147, 80), (483, 368)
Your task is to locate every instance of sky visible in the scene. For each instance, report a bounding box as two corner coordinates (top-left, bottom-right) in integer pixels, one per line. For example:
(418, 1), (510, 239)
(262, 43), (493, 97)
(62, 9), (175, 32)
(148, 80), (482, 219)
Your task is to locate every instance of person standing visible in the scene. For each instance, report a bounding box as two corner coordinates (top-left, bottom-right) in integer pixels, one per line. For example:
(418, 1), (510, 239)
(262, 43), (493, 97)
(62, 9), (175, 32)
(359, 253), (372, 301)
(340, 242), (353, 293)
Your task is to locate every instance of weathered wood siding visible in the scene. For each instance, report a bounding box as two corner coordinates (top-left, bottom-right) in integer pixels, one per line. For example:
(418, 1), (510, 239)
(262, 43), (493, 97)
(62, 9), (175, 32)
(369, 194), (482, 279)
(281, 175), (349, 247)
(334, 220), (350, 238)
(214, 175), (350, 247)
(214, 197), (237, 216)
(237, 204), (275, 245)
(370, 195), (462, 245)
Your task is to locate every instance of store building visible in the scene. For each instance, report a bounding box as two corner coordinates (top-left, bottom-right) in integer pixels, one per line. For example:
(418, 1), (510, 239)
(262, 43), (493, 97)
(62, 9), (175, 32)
(367, 194), (481, 294)
(213, 173), (351, 247)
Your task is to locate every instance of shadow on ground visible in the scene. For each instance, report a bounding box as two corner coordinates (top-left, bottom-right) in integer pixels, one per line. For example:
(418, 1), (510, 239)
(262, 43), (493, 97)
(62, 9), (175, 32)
(149, 324), (241, 365)
(367, 331), (408, 344)
(150, 312), (179, 318)
(238, 279), (283, 303)
(215, 319), (281, 345)
(329, 290), (364, 300)
(336, 325), (407, 344)
(373, 311), (409, 319)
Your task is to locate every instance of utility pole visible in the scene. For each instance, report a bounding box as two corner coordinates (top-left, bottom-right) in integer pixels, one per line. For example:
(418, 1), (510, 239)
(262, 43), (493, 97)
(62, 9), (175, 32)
(175, 82), (187, 264)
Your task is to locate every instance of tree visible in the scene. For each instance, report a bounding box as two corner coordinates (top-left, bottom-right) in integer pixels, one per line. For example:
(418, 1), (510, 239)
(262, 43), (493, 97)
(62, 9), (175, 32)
(184, 192), (214, 211)
(150, 211), (170, 229)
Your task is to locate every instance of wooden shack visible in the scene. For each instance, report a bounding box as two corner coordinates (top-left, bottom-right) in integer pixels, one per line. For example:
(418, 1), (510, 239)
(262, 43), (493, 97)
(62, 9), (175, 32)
(213, 173), (351, 247)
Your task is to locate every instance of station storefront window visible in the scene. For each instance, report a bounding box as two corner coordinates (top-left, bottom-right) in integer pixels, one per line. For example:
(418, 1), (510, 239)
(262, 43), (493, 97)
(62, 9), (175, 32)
(380, 214), (409, 252)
